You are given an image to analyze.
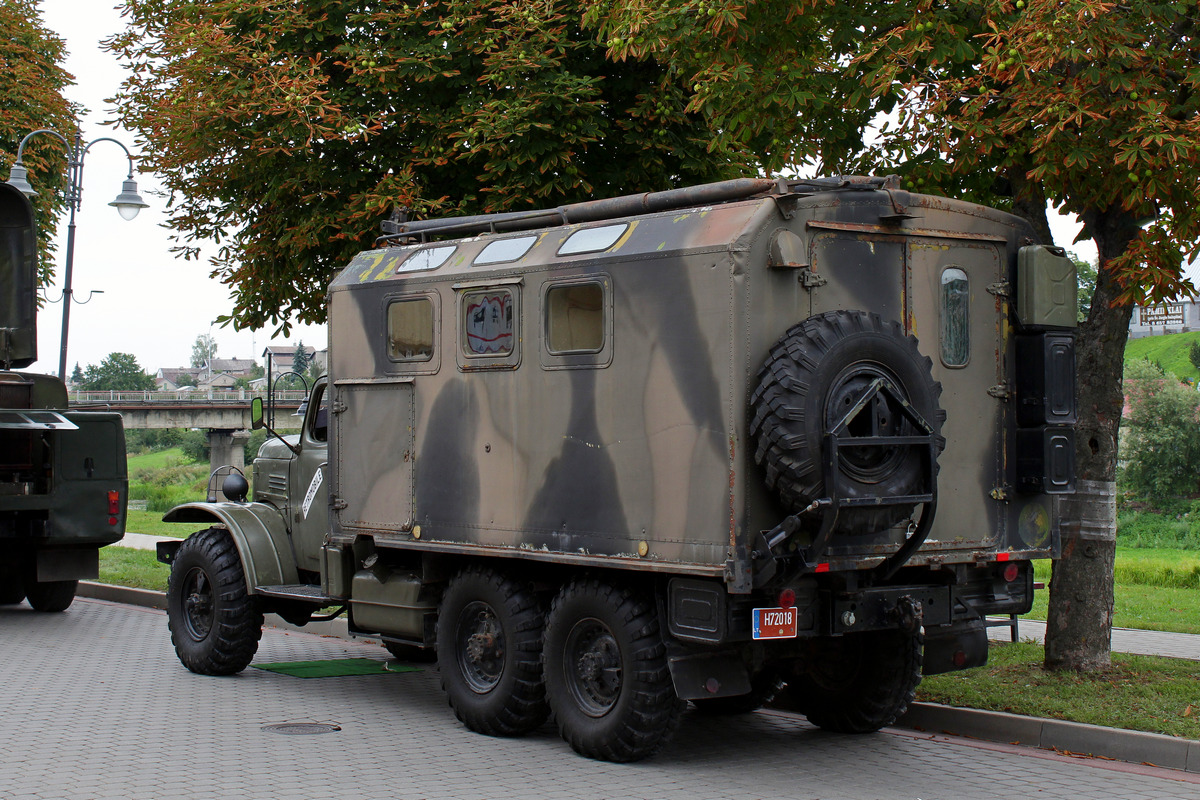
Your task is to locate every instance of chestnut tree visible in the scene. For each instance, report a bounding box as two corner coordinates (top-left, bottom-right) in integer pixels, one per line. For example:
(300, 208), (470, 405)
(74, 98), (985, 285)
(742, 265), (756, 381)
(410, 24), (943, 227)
(106, 0), (745, 335)
(591, 0), (1200, 671)
(0, 0), (78, 284)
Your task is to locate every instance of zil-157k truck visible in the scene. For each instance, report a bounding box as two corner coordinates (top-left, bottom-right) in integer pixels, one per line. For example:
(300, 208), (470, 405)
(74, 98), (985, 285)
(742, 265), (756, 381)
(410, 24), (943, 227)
(0, 183), (127, 612)
(157, 175), (1076, 762)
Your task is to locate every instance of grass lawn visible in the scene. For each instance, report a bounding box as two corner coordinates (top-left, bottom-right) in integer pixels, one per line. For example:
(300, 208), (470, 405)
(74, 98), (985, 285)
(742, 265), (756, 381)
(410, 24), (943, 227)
(1124, 329), (1200, 381)
(98, 546), (170, 592)
(127, 447), (193, 474)
(125, 509), (190, 538)
(1026, 583), (1200, 635)
(918, 641), (1200, 740)
(1023, 548), (1200, 634)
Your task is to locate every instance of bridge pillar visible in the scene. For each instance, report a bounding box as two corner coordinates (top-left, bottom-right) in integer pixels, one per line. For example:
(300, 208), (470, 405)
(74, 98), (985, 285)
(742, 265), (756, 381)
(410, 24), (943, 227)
(208, 429), (251, 475)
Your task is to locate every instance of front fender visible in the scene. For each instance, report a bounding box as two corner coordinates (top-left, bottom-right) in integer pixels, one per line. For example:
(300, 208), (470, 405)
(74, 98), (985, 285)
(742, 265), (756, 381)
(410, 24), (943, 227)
(163, 502), (297, 589)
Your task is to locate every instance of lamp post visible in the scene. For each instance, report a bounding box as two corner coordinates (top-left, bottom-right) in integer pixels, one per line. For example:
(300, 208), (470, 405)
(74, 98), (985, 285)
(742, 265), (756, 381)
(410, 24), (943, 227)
(4, 129), (148, 378)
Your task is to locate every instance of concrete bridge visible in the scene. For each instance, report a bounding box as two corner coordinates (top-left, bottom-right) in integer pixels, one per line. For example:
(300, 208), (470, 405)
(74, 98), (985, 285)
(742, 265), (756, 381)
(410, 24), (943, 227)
(69, 389), (308, 471)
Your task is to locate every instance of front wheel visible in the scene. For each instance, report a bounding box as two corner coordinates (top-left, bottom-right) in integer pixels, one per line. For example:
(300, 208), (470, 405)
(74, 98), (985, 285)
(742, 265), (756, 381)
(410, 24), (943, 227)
(167, 528), (263, 675)
(25, 579), (77, 612)
(543, 578), (684, 762)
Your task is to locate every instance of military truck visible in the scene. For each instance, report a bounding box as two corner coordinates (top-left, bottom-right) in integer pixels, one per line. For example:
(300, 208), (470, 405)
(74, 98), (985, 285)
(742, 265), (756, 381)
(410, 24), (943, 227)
(0, 183), (128, 612)
(157, 175), (1076, 762)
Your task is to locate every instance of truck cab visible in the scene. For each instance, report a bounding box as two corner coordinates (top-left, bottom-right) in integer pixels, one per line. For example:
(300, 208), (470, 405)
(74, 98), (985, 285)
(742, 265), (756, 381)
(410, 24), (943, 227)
(247, 379), (330, 578)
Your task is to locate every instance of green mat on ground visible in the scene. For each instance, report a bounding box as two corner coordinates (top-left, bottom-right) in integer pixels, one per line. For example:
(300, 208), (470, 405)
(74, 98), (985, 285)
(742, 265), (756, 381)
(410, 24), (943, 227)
(253, 658), (421, 678)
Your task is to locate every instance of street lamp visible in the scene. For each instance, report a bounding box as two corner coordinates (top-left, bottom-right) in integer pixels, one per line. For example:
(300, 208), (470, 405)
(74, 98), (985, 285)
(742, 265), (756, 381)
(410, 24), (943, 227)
(3, 128), (149, 378)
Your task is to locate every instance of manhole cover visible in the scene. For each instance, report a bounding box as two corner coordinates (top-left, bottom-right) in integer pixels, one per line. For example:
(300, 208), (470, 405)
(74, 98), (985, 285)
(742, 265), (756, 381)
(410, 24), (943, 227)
(261, 722), (341, 735)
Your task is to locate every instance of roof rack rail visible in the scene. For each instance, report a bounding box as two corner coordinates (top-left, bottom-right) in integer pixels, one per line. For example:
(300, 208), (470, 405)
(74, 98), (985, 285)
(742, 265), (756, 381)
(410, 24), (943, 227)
(375, 175), (902, 245)
(376, 178), (774, 245)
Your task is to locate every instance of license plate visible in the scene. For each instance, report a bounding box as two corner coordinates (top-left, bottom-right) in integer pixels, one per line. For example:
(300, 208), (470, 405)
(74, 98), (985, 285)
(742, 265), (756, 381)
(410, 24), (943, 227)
(752, 607), (798, 640)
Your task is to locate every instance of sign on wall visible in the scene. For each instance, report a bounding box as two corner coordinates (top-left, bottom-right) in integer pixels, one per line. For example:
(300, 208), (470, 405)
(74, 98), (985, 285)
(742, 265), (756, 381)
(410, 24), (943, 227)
(1139, 304), (1186, 327)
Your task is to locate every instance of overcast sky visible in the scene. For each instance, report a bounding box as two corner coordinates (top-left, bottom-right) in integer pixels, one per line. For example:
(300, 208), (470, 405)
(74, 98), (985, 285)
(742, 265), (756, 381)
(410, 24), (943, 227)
(30, 2), (1153, 378)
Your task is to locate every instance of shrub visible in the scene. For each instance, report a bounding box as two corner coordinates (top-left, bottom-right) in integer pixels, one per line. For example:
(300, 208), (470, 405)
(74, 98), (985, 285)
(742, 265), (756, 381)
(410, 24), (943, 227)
(1119, 359), (1200, 500)
(124, 429), (184, 454)
(1117, 507), (1200, 549)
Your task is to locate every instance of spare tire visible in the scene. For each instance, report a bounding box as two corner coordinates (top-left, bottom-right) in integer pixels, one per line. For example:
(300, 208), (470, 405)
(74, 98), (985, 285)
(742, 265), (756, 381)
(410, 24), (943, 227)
(750, 310), (942, 536)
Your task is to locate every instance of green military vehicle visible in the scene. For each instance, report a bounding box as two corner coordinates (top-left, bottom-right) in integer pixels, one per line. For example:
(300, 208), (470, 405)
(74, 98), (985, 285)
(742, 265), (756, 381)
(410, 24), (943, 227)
(0, 183), (128, 612)
(158, 176), (1076, 761)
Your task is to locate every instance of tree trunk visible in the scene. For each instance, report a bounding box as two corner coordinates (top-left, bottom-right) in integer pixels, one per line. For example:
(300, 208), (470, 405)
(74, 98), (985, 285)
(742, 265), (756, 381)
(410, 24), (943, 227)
(1008, 170), (1054, 247)
(1043, 207), (1139, 672)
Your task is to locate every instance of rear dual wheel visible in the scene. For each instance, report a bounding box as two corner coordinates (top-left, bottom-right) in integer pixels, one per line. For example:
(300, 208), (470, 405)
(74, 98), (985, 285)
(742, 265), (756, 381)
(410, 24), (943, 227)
(437, 566), (549, 736)
(543, 579), (684, 762)
(6, 557), (76, 611)
(784, 629), (923, 733)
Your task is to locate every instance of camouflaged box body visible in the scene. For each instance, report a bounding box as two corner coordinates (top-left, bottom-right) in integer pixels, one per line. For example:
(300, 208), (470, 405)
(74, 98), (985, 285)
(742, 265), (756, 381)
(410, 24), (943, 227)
(326, 180), (1071, 593)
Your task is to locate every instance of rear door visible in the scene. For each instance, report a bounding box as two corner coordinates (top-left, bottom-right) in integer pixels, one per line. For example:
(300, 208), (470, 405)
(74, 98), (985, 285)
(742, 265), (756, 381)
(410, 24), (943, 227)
(908, 238), (1006, 551)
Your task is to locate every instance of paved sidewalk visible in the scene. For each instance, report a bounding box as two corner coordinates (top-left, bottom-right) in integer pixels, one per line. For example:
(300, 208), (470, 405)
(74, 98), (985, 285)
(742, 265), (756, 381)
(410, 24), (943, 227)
(116, 532), (170, 551)
(11, 598), (1195, 799)
(988, 618), (1200, 661)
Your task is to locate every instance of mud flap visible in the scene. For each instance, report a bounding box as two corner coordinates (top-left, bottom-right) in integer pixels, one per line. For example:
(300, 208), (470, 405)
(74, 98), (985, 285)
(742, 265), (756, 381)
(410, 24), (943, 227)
(667, 650), (753, 701)
(922, 618), (988, 675)
(35, 547), (98, 581)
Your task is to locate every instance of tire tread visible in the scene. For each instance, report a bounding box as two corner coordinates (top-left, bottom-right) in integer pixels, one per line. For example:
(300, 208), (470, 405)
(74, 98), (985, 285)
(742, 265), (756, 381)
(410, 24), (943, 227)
(167, 528), (263, 675)
(545, 578), (684, 762)
(437, 565), (549, 737)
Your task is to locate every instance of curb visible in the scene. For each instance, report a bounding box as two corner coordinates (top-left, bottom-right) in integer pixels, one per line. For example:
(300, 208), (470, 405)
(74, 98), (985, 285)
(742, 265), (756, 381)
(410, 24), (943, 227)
(897, 702), (1200, 774)
(78, 582), (1199, 774)
(80, 581), (168, 610)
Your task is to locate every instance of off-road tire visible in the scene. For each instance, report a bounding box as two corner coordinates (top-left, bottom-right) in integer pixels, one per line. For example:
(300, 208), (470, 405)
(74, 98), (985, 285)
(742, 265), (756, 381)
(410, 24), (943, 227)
(25, 580), (76, 612)
(785, 629), (923, 733)
(690, 667), (783, 715)
(167, 528), (263, 675)
(543, 578), (685, 762)
(750, 310), (942, 536)
(437, 566), (548, 736)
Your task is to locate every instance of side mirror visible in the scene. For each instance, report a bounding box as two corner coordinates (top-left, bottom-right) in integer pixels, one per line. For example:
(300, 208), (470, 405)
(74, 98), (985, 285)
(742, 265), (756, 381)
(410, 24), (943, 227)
(250, 396), (264, 430)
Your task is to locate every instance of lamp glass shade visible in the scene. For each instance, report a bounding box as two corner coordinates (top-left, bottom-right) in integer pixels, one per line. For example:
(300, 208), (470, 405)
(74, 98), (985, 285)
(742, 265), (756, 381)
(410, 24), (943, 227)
(109, 178), (149, 220)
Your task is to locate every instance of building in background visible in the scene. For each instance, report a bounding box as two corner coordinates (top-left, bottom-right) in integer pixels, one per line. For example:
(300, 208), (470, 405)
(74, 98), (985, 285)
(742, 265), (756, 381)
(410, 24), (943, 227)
(155, 367), (204, 390)
(154, 357), (258, 391)
(261, 345), (328, 377)
(1128, 300), (1200, 339)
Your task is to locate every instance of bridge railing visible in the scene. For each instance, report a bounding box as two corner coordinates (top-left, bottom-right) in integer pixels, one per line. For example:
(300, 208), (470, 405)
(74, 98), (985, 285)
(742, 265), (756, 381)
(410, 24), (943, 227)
(68, 389), (309, 404)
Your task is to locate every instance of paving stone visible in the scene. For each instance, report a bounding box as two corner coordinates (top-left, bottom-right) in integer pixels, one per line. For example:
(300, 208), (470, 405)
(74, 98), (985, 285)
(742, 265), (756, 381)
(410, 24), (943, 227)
(3, 598), (1197, 799)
